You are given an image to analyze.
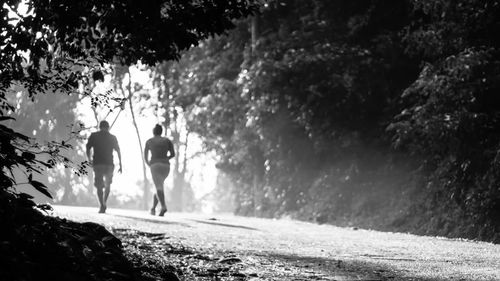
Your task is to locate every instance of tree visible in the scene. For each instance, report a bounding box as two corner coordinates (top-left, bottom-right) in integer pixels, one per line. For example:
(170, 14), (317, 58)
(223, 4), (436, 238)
(109, 65), (151, 209)
(388, 0), (500, 239)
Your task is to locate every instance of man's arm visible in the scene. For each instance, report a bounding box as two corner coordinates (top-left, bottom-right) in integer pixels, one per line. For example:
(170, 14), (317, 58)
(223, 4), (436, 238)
(114, 137), (122, 173)
(144, 140), (150, 166)
(86, 134), (93, 164)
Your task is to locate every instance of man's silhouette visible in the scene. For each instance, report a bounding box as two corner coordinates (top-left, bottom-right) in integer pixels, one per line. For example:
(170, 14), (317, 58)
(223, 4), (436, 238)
(86, 120), (122, 213)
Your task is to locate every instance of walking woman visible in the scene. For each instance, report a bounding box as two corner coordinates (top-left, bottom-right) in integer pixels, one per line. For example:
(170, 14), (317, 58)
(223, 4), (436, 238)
(144, 124), (175, 216)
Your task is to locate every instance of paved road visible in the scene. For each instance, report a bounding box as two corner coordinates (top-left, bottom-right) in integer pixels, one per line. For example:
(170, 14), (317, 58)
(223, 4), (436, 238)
(53, 206), (500, 281)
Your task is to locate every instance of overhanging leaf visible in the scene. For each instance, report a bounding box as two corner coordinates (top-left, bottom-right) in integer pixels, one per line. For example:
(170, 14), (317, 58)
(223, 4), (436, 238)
(30, 180), (53, 198)
(0, 116), (15, 122)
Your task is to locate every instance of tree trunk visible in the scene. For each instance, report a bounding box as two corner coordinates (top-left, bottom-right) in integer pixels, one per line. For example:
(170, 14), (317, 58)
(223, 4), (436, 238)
(125, 69), (149, 210)
(170, 112), (183, 211)
(250, 145), (265, 216)
(177, 130), (190, 211)
(59, 171), (75, 204)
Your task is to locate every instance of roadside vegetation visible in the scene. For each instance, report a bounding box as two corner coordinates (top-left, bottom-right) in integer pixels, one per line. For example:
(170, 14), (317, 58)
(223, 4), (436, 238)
(163, 0), (500, 243)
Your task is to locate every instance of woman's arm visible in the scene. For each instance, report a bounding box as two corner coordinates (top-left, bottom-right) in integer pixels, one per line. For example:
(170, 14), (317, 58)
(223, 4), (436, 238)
(168, 139), (175, 160)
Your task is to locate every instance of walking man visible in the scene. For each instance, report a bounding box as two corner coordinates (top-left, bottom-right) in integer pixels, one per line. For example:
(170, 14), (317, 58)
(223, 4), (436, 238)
(86, 120), (122, 213)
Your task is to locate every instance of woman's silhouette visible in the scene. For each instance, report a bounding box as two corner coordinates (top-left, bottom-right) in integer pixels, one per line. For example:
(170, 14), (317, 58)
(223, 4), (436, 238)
(144, 124), (175, 216)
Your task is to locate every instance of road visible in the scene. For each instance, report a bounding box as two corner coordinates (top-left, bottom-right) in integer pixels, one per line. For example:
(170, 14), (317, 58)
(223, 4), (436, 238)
(52, 206), (500, 281)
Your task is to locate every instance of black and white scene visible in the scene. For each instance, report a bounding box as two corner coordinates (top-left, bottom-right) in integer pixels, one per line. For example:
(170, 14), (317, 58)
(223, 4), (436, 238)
(1, 0), (499, 280)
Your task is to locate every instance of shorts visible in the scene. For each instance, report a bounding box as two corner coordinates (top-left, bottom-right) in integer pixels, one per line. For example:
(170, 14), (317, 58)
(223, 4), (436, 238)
(150, 162), (170, 187)
(93, 164), (114, 189)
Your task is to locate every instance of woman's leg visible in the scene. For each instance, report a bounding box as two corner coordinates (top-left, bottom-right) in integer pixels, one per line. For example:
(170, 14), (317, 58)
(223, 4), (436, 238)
(152, 177), (167, 215)
(160, 164), (170, 215)
(151, 194), (158, 215)
(156, 189), (167, 215)
(150, 165), (159, 215)
(151, 163), (170, 216)
(151, 164), (168, 215)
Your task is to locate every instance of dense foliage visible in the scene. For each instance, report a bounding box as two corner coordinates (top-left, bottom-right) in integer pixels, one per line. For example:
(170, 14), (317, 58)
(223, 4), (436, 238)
(168, 0), (500, 242)
(390, 0), (500, 240)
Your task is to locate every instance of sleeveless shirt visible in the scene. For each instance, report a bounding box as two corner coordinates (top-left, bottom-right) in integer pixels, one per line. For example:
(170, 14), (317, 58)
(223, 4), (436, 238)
(146, 137), (174, 164)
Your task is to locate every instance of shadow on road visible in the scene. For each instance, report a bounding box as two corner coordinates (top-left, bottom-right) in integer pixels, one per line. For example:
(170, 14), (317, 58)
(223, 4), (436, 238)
(111, 214), (192, 228)
(263, 252), (444, 281)
(188, 219), (260, 231)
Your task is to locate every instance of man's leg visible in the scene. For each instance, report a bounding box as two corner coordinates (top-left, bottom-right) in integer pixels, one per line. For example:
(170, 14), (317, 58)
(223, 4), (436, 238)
(102, 165), (114, 211)
(96, 188), (105, 208)
(93, 166), (106, 213)
(103, 185), (110, 206)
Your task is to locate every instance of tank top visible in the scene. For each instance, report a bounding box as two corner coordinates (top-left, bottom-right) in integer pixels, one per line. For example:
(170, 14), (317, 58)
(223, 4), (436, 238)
(146, 137), (174, 164)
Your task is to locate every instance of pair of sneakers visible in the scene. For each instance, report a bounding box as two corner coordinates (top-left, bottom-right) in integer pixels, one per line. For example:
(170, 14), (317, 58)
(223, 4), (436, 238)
(98, 205), (106, 214)
(150, 207), (167, 216)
